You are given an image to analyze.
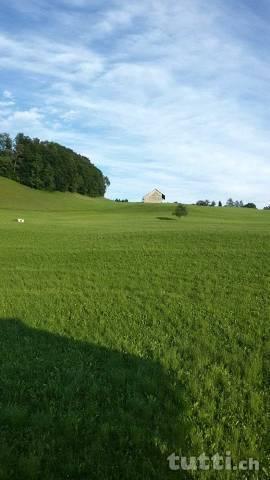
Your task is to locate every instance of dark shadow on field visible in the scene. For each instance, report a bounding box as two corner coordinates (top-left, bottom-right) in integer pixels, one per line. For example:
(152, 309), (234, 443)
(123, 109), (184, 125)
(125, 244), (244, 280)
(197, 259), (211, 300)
(156, 217), (176, 221)
(0, 319), (190, 480)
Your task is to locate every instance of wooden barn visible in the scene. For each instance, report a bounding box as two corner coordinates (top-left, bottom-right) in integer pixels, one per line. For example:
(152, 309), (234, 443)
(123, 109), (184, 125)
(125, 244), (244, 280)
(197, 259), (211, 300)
(143, 189), (166, 203)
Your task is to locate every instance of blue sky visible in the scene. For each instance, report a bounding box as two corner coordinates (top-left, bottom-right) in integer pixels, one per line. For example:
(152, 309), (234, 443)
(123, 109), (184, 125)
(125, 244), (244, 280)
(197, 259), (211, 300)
(0, 0), (270, 205)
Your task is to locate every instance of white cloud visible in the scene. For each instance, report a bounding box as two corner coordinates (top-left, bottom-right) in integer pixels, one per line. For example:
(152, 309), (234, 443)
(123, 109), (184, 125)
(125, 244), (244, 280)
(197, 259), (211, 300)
(3, 89), (14, 99)
(0, 34), (105, 84)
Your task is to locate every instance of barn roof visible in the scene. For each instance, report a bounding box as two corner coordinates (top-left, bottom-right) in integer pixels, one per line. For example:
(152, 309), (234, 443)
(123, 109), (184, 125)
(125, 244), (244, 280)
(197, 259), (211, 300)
(144, 188), (165, 196)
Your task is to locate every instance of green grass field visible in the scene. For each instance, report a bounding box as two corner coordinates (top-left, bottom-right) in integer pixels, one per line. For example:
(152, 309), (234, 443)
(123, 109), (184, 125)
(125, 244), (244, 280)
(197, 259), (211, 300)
(0, 176), (269, 479)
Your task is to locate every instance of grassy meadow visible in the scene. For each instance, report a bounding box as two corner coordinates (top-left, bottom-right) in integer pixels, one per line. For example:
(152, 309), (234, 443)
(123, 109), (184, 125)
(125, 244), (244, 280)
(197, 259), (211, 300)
(0, 176), (269, 479)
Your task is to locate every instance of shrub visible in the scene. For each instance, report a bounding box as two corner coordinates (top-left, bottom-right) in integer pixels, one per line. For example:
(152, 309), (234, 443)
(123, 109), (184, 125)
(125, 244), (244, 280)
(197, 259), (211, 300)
(196, 200), (210, 206)
(243, 203), (257, 209)
(173, 203), (188, 218)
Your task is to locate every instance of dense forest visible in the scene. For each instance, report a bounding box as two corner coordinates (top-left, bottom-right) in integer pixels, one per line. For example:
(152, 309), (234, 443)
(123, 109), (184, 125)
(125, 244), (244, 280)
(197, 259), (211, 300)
(0, 133), (110, 197)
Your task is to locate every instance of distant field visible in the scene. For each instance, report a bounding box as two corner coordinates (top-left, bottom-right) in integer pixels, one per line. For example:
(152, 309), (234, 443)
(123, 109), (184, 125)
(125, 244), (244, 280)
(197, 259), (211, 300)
(0, 177), (269, 479)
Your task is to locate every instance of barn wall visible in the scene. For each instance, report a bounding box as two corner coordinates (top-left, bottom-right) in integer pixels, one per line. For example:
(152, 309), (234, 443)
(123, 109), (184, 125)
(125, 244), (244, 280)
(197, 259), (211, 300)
(144, 191), (163, 203)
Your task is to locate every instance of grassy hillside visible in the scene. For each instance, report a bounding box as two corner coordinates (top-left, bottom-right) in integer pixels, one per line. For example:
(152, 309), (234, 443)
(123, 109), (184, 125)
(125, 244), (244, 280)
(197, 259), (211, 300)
(0, 176), (111, 211)
(0, 176), (269, 479)
(0, 176), (268, 228)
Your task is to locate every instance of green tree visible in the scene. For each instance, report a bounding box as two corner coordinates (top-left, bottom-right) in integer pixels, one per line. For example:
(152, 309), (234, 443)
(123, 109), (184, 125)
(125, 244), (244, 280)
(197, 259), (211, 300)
(173, 203), (188, 218)
(0, 133), (12, 153)
(0, 154), (13, 178)
(29, 154), (43, 189)
(0, 133), (14, 179)
(243, 202), (257, 209)
(226, 198), (234, 207)
(0, 132), (109, 197)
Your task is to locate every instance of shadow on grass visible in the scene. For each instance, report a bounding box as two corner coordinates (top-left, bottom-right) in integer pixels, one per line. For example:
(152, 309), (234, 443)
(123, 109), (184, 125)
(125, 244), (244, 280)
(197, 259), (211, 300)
(156, 217), (176, 221)
(0, 319), (190, 480)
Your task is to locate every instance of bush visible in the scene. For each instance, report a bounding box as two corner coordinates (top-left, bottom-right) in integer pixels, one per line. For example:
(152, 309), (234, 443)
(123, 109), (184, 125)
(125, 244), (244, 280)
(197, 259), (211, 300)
(196, 200), (210, 206)
(173, 203), (188, 218)
(196, 200), (216, 207)
(243, 203), (257, 209)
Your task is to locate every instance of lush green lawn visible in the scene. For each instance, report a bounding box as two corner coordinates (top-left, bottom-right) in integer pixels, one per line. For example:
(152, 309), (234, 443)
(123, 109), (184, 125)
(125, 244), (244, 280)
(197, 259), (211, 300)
(0, 177), (269, 479)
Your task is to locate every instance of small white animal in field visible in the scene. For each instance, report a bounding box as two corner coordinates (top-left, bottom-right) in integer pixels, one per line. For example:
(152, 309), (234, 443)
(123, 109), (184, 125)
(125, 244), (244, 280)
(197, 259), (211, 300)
(17, 218), (25, 223)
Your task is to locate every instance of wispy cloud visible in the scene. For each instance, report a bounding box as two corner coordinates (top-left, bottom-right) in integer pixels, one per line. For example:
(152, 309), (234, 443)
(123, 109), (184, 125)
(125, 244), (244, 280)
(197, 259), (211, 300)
(3, 89), (14, 99)
(0, 0), (270, 205)
(0, 34), (104, 84)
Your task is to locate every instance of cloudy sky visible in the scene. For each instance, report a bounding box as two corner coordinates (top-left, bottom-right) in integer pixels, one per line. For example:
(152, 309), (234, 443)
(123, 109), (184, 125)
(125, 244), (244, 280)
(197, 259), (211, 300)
(0, 0), (270, 204)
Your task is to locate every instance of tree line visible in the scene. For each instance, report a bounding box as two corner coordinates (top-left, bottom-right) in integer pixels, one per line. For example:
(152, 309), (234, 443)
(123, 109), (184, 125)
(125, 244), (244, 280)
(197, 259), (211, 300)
(196, 198), (257, 209)
(0, 133), (110, 197)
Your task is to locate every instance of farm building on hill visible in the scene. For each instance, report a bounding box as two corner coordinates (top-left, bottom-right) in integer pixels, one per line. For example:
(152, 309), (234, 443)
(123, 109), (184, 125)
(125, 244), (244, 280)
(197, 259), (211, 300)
(143, 189), (166, 203)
